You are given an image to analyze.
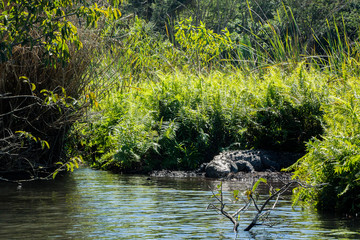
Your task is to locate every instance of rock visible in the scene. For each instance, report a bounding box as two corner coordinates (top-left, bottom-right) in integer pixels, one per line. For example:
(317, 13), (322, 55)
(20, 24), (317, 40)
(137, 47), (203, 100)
(205, 149), (302, 178)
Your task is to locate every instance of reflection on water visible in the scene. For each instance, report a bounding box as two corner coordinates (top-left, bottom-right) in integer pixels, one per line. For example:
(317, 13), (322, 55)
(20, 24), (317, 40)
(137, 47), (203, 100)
(0, 168), (359, 239)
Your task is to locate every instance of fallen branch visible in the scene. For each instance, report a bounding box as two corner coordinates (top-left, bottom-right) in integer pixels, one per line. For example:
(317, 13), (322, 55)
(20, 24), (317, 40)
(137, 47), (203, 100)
(207, 179), (313, 233)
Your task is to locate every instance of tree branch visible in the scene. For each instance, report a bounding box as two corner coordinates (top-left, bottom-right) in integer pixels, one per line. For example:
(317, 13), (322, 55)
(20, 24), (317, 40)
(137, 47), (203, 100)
(208, 180), (313, 233)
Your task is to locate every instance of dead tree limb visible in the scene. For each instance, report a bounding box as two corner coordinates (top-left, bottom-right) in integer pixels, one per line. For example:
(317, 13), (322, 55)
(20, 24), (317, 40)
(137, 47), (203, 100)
(244, 181), (298, 231)
(208, 179), (310, 233)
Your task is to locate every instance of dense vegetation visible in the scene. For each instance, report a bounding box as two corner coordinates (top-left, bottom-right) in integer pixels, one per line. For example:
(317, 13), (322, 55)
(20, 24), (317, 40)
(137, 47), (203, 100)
(0, 0), (120, 177)
(1, 0), (359, 214)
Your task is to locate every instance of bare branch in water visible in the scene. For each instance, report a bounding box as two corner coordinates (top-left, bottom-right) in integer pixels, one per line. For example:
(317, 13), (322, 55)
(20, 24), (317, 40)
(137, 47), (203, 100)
(208, 179), (314, 233)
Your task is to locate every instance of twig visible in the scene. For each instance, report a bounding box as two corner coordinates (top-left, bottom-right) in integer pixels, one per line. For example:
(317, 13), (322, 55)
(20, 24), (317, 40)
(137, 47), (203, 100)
(208, 180), (314, 233)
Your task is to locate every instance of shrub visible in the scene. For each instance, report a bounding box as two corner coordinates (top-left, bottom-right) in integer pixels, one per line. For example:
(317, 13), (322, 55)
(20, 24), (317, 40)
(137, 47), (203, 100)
(291, 79), (360, 214)
(0, 0), (120, 178)
(76, 66), (326, 172)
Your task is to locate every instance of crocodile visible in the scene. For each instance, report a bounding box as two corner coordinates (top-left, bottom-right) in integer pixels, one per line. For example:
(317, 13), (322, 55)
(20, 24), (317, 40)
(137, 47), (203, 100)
(205, 149), (303, 178)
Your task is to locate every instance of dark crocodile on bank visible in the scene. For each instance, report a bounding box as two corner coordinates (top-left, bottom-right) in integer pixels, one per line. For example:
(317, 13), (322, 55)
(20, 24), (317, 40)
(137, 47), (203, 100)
(204, 149), (303, 178)
(150, 149), (303, 180)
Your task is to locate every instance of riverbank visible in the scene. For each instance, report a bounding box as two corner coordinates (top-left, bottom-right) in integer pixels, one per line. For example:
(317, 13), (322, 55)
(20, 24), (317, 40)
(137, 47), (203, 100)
(149, 169), (293, 182)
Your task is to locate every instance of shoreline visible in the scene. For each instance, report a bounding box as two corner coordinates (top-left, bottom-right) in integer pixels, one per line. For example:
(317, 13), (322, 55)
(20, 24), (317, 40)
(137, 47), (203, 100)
(149, 169), (294, 181)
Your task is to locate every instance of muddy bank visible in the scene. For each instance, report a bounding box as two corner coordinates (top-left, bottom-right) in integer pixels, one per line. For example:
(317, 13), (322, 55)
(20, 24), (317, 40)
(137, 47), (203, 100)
(150, 170), (204, 178)
(150, 169), (293, 182)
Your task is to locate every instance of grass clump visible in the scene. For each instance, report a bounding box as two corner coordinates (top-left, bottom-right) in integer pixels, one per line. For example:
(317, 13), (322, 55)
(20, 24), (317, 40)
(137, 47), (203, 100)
(75, 66), (326, 172)
(0, 43), (92, 175)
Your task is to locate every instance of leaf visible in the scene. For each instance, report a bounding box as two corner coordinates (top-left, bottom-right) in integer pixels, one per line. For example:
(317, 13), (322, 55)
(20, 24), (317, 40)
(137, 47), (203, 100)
(252, 178), (267, 193)
(233, 190), (240, 200)
(69, 162), (74, 172)
(52, 170), (59, 179)
(73, 159), (79, 169)
(31, 83), (36, 91)
(338, 184), (351, 197)
(43, 140), (50, 149)
(66, 163), (70, 171)
(245, 189), (252, 200)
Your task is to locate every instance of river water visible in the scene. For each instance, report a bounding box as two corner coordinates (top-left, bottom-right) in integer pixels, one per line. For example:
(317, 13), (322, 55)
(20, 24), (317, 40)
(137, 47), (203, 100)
(0, 168), (359, 239)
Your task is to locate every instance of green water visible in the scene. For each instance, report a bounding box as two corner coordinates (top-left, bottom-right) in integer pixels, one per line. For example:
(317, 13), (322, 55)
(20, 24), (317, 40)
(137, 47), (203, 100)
(0, 168), (359, 239)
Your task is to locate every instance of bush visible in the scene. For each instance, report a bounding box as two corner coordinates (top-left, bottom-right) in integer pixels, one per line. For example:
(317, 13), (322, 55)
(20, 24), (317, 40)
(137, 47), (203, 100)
(291, 80), (360, 214)
(76, 66), (326, 172)
(0, 42), (92, 174)
(0, 0), (120, 177)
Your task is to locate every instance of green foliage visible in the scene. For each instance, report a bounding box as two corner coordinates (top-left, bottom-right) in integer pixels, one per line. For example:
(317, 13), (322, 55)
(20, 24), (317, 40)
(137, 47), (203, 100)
(99, 17), (182, 84)
(62, 0), (360, 215)
(174, 18), (233, 67)
(123, 0), (193, 34)
(252, 177), (267, 193)
(122, 0), (360, 67)
(74, 65), (326, 172)
(0, 0), (121, 63)
(279, 0), (360, 44)
(291, 79), (360, 214)
(0, 0), (121, 178)
(52, 156), (83, 179)
(16, 131), (50, 150)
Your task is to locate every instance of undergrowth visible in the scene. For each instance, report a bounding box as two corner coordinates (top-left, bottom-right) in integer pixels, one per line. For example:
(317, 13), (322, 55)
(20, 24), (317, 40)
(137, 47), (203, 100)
(291, 79), (360, 214)
(75, 66), (326, 172)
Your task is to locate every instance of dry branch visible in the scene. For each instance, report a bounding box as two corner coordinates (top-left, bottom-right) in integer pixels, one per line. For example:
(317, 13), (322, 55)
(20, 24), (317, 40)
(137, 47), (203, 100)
(208, 180), (309, 233)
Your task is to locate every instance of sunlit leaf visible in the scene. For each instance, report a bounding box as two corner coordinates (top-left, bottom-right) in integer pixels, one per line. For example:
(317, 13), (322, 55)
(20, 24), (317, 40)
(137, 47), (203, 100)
(245, 189), (252, 200)
(252, 178), (267, 193)
(74, 159), (79, 169)
(31, 83), (36, 91)
(52, 171), (58, 179)
(233, 190), (240, 200)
